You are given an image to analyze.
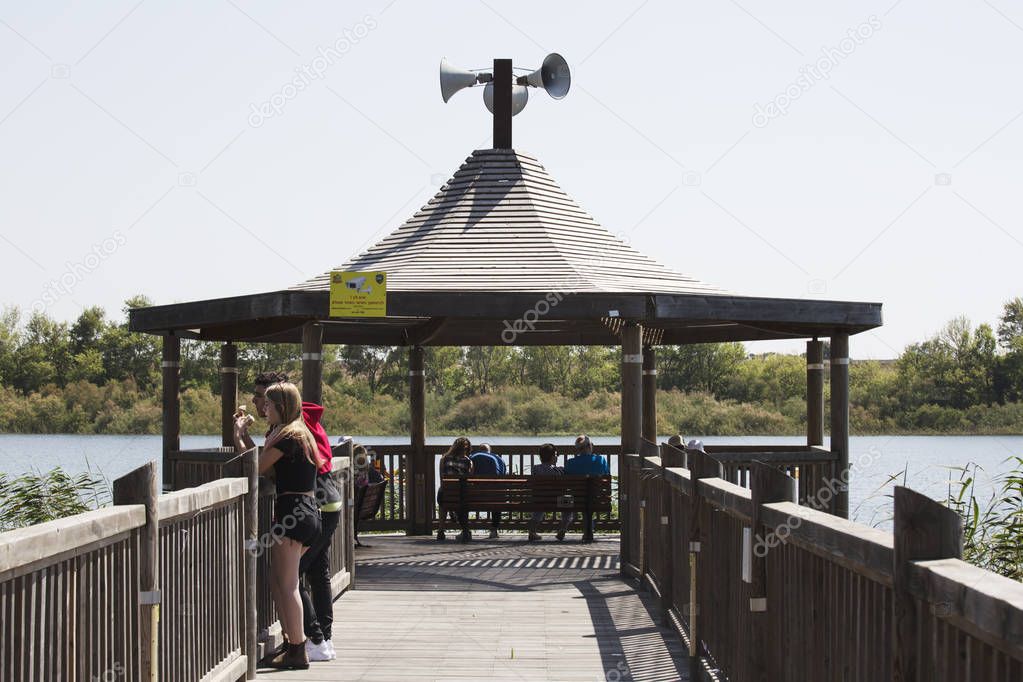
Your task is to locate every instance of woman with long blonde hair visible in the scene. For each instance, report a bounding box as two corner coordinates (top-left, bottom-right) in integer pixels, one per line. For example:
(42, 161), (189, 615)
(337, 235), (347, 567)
(259, 382), (324, 669)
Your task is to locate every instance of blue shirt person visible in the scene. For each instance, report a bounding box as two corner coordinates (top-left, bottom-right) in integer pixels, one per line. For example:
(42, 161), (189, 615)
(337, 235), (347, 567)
(468, 444), (505, 538)
(563, 435), (609, 475)
(469, 445), (507, 475)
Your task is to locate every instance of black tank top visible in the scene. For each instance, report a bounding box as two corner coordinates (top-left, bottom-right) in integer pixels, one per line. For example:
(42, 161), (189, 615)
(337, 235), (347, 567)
(272, 434), (318, 493)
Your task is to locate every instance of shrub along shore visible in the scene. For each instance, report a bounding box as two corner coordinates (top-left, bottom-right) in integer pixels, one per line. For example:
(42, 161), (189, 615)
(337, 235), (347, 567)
(3, 296), (1023, 436)
(4, 381), (1023, 437)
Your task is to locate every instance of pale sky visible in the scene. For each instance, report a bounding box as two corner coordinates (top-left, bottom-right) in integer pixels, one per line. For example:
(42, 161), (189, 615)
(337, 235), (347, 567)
(1, 1), (1021, 359)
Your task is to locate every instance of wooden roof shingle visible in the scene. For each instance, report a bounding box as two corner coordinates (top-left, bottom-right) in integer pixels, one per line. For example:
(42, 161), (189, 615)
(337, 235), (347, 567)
(290, 149), (726, 296)
(129, 148), (882, 345)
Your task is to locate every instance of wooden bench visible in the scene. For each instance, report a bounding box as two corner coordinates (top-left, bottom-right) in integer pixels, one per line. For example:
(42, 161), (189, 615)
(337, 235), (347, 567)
(439, 475), (612, 543)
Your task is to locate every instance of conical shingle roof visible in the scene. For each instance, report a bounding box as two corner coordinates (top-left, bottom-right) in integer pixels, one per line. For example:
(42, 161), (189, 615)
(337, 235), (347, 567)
(292, 149), (725, 295)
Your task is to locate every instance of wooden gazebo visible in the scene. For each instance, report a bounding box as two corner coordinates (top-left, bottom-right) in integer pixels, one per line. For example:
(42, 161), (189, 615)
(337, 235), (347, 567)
(130, 59), (881, 535)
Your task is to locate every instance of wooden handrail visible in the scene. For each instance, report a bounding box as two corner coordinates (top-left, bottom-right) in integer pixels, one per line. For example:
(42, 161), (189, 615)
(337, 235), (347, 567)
(760, 501), (894, 585)
(157, 476), (249, 522)
(1, 455), (356, 682)
(0, 505), (146, 580)
(624, 441), (1023, 680)
(908, 558), (1023, 660)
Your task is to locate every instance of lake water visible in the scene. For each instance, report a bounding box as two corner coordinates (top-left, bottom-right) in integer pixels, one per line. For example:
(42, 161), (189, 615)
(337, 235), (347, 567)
(1, 433), (1019, 529)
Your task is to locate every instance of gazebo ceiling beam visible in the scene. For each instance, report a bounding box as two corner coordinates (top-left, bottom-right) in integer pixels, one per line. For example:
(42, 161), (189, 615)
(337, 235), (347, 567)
(130, 292), (881, 346)
(131, 290), (880, 331)
(651, 295), (881, 328)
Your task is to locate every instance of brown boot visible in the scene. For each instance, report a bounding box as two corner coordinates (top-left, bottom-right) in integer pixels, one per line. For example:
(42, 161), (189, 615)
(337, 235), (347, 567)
(268, 640), (309, 670)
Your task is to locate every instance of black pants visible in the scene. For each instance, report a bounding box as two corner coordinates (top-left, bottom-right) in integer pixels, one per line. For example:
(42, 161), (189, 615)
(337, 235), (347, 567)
(299, 509), (341, 643)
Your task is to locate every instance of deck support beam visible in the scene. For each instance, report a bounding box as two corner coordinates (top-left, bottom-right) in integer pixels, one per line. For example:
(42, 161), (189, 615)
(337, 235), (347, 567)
(220, 342), (238, 448)
(642, 346), (657, 443)
(301, 322), (324, 405)
(409, 345), (430, 535)
(162, 335), (180, 491)
(830, 333), (850, 518)
(620, 323), (643, 573)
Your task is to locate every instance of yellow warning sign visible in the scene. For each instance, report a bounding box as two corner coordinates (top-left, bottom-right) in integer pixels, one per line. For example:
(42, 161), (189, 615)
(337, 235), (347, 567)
(329, 271), (387, 317)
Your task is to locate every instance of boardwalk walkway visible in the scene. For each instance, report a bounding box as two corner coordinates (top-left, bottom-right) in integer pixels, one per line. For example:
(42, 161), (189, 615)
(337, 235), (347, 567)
(256, 534), (688, 681)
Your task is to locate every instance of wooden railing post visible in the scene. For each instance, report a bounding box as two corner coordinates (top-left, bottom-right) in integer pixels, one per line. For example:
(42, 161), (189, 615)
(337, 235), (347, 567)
(112, 461), (159, 682)
(686, 447), (723, 681)
(343, 440), (356, 589)
(242, 448), (259, 680)
(893, 486), (963, 682)
(659, 443), (685, 627)
(748, 461), (797, 682)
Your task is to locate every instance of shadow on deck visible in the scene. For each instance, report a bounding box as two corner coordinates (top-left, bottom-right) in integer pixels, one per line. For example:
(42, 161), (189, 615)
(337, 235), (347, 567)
(257, 533), (688, 681)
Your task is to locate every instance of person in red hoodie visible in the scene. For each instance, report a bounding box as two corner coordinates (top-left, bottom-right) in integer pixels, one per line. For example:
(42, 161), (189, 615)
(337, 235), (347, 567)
(234, 371), (341, 663)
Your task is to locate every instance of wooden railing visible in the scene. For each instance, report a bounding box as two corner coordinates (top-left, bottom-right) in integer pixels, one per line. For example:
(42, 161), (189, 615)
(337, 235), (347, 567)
(623, 439), (1023, 681)
(0, 451), (355, 682)
(704, 445), (839, 513)
(359, 443), (622, 531)
(168, 447), (239, 491)
(0, 504), (146, 680)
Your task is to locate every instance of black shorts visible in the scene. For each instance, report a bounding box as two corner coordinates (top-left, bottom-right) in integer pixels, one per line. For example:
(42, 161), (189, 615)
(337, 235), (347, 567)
(272, 494), (322, 547)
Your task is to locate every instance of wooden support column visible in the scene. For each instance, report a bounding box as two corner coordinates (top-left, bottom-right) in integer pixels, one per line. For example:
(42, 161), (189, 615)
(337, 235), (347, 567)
(748, 462), (798, 681)
(892, 486), (962, 682)
(806, 339), (824, 447)
(642, 346), (657, 443)
(620, 323), (643, 574)
(112, 461), (159, 682)
(162, 335), (180, 491)
(830, 333), (850, 518)
(301, 322), (323, 405)
(409, 345), (429, 535)
(220, 342), (238, 448)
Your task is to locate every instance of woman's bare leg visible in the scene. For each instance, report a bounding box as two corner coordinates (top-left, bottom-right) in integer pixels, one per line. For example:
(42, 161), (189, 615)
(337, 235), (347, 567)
(271, 538), (307, 643)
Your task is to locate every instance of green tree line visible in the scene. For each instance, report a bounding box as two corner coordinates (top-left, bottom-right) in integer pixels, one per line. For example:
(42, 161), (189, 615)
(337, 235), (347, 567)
(3, 297), (1023, 436)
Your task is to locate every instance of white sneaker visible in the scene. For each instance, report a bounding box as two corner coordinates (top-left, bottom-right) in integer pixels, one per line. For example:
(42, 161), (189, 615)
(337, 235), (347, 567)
(325, 639), (337, 660)
(306, 638), (332, 662)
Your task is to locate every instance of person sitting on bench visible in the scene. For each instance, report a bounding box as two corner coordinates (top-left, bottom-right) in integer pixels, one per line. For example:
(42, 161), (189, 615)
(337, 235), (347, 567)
(527, 443), (571, 542)
(469, 443), (506, 539)
(562, 435), (609, 539)
(437, 437), (473, 542)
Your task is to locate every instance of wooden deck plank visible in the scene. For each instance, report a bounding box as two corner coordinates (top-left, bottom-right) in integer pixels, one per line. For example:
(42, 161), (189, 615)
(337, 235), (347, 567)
(256, 534), (688, 681)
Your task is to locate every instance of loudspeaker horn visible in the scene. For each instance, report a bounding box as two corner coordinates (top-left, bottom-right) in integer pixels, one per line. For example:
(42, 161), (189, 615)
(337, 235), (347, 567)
(483, 82), (529, 116)
(439, 58), (481, 103)
(523, 52), (571, 99)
